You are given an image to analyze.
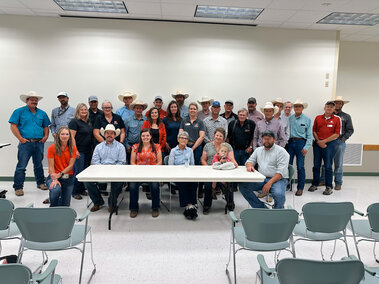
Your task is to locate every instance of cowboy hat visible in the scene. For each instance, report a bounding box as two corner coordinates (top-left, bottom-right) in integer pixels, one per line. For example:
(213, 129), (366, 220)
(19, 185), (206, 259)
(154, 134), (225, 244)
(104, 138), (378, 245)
(197, 96), (214, 105)
(333, 96), (350, 104)
(118, 91), (137, 103)
(100, 124), (121, 137)
(260, 102), (279, 115)
(171, 90), (189, 99)
(130, 99), (148, 110)
(271, 98), (284, 106)
(292, 99), (308, 109)
(20, 91), (43, 103)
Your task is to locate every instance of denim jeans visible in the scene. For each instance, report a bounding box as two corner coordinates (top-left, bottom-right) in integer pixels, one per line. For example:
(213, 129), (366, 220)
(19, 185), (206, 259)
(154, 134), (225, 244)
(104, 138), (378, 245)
(13, 141), (45, 190)
(46, 176), (74, 207)
(129, 182), (160, 211)
(287, 139), (306, 190)
(72, 152), (92, 196)
(239, 178), (287, 209)
(234, 149), (249, 166)
(312, 140), (337, 188)
(320, 140), (346, 186)
(192, 145), (203, 166)
(85, 182), (123, 207)
(203, 182), (234, 208)
(176, 182), (197, 207)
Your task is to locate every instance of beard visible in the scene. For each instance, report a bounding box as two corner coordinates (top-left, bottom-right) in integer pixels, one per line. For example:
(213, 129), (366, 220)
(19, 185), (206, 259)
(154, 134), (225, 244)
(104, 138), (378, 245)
(263, 142), (274, 149)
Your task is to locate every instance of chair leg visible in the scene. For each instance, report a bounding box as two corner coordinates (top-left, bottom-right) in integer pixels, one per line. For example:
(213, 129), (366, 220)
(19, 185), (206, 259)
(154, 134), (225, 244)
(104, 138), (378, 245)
(374, 241), (379, 263)
(342, 230), (351, 258)
(87, 230), (97, 283)
(348, 220), (361, 260)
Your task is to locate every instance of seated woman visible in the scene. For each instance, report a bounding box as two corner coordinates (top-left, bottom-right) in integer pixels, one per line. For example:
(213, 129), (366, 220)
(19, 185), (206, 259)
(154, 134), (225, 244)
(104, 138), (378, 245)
(201, 127), (238, 215)
(46, 126), (77, 207)
(129, 128), (162, 218)
(168, 131), (198, 220)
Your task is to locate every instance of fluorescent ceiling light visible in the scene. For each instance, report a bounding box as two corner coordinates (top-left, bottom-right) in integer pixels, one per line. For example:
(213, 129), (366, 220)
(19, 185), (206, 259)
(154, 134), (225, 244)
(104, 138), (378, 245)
(53, 0), (128, 14)
(195, 5), (263, 20)
(317, 12), (379, 26)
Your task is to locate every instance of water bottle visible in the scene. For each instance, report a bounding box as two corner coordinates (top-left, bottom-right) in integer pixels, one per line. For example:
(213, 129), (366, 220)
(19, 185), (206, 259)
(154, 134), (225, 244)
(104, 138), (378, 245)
(185, 153), (190, 168)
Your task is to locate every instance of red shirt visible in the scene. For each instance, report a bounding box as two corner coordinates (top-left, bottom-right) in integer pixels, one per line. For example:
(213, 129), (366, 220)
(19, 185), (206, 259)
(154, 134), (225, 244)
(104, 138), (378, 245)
(313, 114), (341, 140)
(141, 121), (167, 150)
(132, 144), (161, 165)
(145, 109), (167, 120)
(47, 144), (77, 174)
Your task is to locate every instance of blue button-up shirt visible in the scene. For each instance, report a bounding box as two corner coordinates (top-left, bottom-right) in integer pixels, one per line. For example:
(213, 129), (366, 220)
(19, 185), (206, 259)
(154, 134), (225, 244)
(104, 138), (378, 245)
(9, 106), (50, 139)
(289, 113), (313, 150)
(168, 145), (195, 165)
(246, 144), (289, 178)
(279, 113), (290, 140)
(50, 105), (75, 134)
(116, 106), (134, 122)
(92, 140), (126, 165)
(124, 115), (146, 148)
(180, 105), (189, 119)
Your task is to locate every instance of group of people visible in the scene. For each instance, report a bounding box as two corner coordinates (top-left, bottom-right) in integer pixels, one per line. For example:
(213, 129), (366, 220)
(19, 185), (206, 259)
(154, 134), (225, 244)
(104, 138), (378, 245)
(8, 89), (354, 218)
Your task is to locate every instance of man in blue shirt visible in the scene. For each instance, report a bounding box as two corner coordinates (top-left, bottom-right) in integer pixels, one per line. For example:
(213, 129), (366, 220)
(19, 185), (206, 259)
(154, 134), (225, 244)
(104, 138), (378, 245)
(85, 124), (126, 213)
(50, 92), (75, 138)
(116, 91), (136, 121)
(288, 99), (313, 196)
(9, 91), (51, 196)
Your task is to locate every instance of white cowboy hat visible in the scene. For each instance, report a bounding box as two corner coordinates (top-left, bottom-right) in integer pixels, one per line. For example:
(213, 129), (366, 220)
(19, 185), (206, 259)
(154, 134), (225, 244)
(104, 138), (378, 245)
(292, 99), (308, 109)
(20, 91), (43, 103)
(100, 124), (121, 137)
(118, 91), (137, 103)
(197, 96), (214, 104)
(130, 99), (148, 110)
(271, 98), (284, 106)
(171, 90), (189, 99)
(334, 96), (350, 104)
(260, 102), (279, 115)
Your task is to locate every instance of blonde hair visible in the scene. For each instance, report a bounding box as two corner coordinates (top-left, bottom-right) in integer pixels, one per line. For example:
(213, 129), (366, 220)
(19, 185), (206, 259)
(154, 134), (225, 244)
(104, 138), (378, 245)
(74, 103), (89, 120)
(54, 126), (74, 156)
(219, 143), (229, 153)
(188, 102), (198, 110)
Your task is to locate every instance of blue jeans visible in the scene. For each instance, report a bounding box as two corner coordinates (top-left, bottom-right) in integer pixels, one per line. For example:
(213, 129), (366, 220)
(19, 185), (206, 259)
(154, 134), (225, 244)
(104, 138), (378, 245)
(129, 182), (160, 211)
(234, 149), (249, 166)
(13, 141), (45, 190)
(46, 176), (74, 207)
(312, 140), (338, 188)
(176, 182), (197, 207)
(287, 139), (306, 190)
(72, 152), (92, 196)
(239, 178), (287, 209)
(192, 145), (203, 165)
(85, 182), (123, 207)
(320, 140), (346, 186)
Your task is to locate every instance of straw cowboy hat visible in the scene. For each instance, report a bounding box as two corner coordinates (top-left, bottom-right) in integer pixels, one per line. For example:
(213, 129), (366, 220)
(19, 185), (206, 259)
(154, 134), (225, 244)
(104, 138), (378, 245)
(197, 96), (214, 104)
(271, 98), (285, 106)
(334, 96), (350, 104)
(20, 91), (43, 103)
(171, 90), (189, 99)
(100, 124), (121, 137)
(260, 102), (279, 115)
(292, 99), (308, 109)
(118, 91), (137, 103)
(130, 99), (148, 110)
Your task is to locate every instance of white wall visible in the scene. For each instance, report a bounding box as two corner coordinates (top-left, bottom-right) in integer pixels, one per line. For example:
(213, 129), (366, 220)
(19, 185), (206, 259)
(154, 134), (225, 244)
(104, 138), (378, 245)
(0, 15), (338, 177)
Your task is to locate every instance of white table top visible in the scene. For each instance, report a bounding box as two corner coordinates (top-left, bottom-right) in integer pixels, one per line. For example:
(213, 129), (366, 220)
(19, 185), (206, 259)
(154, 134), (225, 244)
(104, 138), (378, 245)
(77, 165), (265, 183)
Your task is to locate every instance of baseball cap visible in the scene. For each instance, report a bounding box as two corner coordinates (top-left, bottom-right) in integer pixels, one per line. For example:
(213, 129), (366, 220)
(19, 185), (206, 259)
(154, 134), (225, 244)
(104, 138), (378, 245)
(248, 97), (257, 104)
(57, 92), (69, 98)
(325, 101), (336, 106)
(88, 96), (98, 102)
(212, 101), (221, 107)
(225, 100), (234, 105)
(154, 96), (163, 101)
(261, 130), (275, 138)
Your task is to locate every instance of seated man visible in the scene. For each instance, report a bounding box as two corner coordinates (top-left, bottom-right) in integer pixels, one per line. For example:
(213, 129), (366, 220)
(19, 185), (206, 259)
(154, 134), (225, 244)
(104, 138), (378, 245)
(85, 124), (126, 212)
(239, 130), (289, 209)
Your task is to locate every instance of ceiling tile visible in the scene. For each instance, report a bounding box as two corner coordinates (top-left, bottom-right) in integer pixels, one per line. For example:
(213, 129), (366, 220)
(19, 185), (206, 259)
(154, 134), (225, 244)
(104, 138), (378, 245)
(18, 0), (59, 10)
(281, 22), (313, 29)
(161, 3), (196, 16)
(338, 0), (379, 13)
(309, 23), (341, 30)
(302, 0), (351, 11)
(1, 7), (34, 15)
(126, 2), (161, 15)
(268, 0), (306, 10)
(258, 9), (297, 22)
(0, 0), (26, 8)
(287, 10), (330, 23)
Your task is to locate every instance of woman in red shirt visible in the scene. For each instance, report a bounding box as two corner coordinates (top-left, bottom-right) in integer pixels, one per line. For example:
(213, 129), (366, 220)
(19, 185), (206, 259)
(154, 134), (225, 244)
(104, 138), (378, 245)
(46, 126), (77, 207)
(142, 107), (167, 152)
(129, 128), (162, 218)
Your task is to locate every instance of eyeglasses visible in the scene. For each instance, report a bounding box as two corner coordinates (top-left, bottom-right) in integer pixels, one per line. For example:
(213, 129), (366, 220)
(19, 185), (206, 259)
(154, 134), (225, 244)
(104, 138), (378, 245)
(179, 137), (189, 140)
(103, 107), (112, 110)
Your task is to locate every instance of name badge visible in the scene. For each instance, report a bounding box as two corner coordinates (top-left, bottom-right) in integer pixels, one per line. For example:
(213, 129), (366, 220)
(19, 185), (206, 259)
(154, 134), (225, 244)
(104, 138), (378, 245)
(185, 123), (191, 126)
(327, 124), (333, 128)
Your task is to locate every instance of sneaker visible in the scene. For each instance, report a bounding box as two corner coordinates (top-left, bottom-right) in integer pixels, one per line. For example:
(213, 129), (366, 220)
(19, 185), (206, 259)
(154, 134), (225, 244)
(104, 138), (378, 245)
(308, 185), (318, 192)
(257, 192), (267, 198)
(37, 184), (48, 190)
(335, 185), (342, 190)
(152, 209), (160, 218)
(323, 187), (333, 195)
(15, 189), (24, 196)
(203, 207), (210, 215)
(90, 205), (101, 212)
(130, 211), (138, 218)
(267, 195), (273, 203)
(295, 190), (303, 196)
(183, 208), (192, 219)
(189, 208), (198, 220)
(73, 195), (82, 200)
(227, 202), (235, 211)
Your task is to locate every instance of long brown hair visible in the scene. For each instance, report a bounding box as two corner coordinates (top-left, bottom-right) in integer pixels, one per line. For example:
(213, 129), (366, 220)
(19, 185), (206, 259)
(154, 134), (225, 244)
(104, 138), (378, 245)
(54, 126), (74, 156)
(147, 107), (161, 125)
(166, 100), (182, 122)
(137, 128), (156, 154)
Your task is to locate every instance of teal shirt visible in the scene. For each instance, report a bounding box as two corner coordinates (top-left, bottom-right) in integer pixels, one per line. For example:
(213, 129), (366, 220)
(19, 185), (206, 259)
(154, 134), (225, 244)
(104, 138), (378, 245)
(289, 113), (313, 150)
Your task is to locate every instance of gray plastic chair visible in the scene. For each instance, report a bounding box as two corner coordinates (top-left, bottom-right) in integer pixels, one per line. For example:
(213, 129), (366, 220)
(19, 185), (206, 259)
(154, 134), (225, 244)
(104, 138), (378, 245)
(348, 203), (379, 262)
(14, 207), (96, 284)
(257, 254), (365, 284)
(293, 202), (360, 260)
(0, 199), (23, 254)
(0, 259), (61, 284)
(226, 208), (298, 284)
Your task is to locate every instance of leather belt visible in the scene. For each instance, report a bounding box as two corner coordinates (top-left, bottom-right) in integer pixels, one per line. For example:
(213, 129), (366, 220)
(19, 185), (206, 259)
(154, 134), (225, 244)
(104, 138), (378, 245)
(290, 137), (306, 141)
(30, 139), (42, 142)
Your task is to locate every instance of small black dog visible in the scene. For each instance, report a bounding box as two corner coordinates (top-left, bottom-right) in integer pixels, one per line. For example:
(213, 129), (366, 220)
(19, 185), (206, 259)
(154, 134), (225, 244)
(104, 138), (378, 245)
(0, 190), (7, 198)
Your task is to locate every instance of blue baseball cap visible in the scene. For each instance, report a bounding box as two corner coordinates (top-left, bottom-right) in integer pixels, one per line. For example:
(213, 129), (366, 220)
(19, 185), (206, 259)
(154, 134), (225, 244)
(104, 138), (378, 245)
(57, 92), (69, 98)
(212, 101), (221, 107)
